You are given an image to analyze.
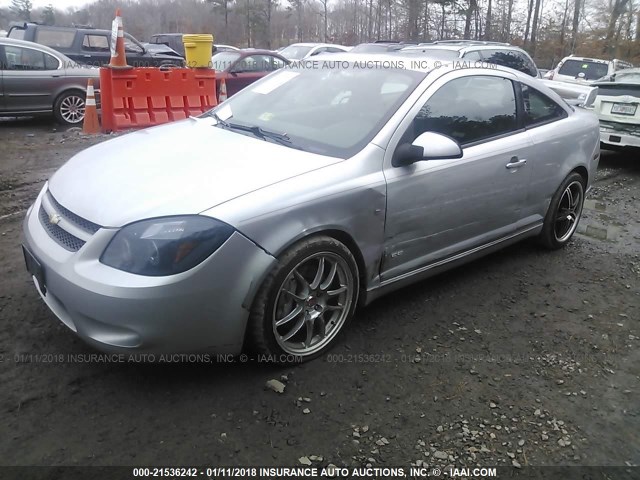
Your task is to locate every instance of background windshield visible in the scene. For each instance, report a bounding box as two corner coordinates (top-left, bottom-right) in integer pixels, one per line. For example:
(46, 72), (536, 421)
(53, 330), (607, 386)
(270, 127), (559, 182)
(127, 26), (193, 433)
(279, 45), (313, 60)
(211, 51), (240, 71)
(211, 66), (425, 158)
(558, 59), (609, 80)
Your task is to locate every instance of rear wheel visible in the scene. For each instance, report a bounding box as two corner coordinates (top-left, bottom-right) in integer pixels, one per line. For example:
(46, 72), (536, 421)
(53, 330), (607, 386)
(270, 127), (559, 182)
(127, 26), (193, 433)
(539, 172), (585, 249)
(54, 90), (86, 125)
(247, 236), (359, 362)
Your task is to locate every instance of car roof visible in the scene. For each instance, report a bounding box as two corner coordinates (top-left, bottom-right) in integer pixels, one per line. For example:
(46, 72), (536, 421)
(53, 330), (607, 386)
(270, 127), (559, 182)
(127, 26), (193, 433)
(560, 56), (611, 64)
(287, 43), (344, 48)
(0, 36), (72, 59)
(237, 48), (284, 55)
(405, 43), (529, 54)
(313, 52), (549, 83)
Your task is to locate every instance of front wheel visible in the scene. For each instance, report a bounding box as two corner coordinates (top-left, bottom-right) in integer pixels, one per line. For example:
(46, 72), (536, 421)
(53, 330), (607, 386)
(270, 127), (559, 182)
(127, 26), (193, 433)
(54, 90), (86, 125)
(539, 172), (585, 249)
(247, 236), (359, 362)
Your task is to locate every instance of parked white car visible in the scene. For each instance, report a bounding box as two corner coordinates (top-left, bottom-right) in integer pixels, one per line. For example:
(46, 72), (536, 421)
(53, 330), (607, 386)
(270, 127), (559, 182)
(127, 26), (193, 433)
(544, 56), (632, 84)
(279, 43), (350, 60)
(590, 68), (640, 149)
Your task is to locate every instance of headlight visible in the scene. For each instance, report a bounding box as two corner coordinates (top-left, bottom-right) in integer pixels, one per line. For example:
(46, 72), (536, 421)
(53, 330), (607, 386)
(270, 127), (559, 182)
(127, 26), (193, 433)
(100, 216), (234, 276)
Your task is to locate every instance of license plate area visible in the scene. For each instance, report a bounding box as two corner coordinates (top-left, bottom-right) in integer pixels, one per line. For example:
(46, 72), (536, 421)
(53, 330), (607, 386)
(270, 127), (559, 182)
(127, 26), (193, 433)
(22, 245), (46, 294)
(611, 103), (637, 115)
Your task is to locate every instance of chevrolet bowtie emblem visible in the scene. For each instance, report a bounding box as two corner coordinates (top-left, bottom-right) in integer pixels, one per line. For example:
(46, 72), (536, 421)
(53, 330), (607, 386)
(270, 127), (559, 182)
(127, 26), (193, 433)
(49, 213), (62, 225)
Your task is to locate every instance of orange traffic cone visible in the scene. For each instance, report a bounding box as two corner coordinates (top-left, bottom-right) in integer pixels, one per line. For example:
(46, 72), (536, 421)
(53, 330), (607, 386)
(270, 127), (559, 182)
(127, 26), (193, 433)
(82, 79), (100, 134)
(218, 77), (228, 102)
(108, 8), (130, 69)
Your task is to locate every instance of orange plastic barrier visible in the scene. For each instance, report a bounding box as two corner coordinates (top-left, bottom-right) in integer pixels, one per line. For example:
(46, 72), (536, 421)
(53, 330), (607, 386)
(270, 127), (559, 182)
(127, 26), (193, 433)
(99, 67), (218, 132)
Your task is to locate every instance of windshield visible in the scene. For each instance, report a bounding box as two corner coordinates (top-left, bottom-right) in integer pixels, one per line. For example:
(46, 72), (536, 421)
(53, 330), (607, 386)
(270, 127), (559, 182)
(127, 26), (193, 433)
(205, 65), (425, 158)
(211, 51), (240, 71)
(558, 59), (609, 80)
(350, 44), (392, 53)
(279, 45), (313, 60)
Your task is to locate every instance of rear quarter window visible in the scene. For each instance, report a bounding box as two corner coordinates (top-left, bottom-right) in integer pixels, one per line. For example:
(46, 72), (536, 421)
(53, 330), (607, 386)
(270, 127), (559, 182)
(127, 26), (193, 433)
(8, 28), (26, 40)
(481, 49), (538, 77)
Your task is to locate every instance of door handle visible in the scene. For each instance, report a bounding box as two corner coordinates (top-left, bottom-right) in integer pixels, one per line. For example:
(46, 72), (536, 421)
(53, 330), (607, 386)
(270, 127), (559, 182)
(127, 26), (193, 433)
(506, 157), (527, 169)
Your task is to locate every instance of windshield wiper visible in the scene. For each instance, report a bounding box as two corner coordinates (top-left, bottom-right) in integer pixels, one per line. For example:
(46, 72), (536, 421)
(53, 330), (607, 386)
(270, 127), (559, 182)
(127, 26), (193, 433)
(214, 120), (302, 150)
(210, 111), (230, 128)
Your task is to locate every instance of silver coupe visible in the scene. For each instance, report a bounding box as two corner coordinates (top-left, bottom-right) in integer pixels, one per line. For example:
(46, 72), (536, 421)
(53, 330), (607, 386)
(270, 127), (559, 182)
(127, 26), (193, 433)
(22, 54), (600, 361)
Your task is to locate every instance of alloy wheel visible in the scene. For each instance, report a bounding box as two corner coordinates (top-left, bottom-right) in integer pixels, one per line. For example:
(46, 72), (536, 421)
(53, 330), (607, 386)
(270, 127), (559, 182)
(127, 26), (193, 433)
(272, 252), (354, 356)
(554, 180), (583, 243)
(59, 95), (86, 124)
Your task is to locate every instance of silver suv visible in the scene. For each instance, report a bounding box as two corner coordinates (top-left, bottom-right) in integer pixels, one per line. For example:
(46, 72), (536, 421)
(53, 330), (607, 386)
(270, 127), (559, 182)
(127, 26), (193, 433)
(401, 40), (539, 77)
(545, 56), (633, 84)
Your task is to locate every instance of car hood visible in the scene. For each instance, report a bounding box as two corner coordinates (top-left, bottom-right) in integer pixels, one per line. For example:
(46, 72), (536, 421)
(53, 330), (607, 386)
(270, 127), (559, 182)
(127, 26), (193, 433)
(143, 43), (183, 57)
(48, 117), (341, 228)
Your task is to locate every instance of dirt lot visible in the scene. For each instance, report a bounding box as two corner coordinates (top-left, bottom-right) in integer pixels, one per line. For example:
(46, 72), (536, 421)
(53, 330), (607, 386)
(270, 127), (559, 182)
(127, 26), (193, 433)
(0, 118), (638, 472)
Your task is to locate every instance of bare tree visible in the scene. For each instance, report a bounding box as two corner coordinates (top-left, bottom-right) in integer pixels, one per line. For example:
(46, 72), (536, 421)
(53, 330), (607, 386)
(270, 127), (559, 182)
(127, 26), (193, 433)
(463, 0), (477, 39)
(529, 0), (542, 56)
(10, 0), (32, 21)
(484, 0), (493, 40)
(42, 3), (55, 25)
(603, 0), (631, 55)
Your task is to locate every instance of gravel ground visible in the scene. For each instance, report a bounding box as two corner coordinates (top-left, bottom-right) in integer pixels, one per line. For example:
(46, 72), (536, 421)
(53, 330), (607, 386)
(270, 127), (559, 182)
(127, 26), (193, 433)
(0, 118), (638, 472)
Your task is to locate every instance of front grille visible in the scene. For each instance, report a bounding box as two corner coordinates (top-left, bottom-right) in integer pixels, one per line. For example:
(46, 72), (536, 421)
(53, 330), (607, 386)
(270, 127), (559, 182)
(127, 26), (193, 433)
(39, 205), (86, 252)
(47, 192), (101, 234)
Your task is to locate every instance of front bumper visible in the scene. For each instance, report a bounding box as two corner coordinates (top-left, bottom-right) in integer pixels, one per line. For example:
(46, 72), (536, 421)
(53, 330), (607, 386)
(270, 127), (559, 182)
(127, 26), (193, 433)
(22, 187), (276, 355)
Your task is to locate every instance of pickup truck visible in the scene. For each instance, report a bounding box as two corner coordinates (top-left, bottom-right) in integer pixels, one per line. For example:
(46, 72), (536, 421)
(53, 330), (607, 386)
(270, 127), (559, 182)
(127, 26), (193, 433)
(8, 22), (185, 67)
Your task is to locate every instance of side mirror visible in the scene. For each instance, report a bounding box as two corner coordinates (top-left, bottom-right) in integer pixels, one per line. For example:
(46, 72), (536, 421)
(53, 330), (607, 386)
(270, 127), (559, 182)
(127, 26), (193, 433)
(392, 132), (463, 167)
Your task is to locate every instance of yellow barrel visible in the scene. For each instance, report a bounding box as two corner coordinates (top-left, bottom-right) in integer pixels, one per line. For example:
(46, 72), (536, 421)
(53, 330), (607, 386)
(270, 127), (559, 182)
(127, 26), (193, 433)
(183, 34), (214, 68)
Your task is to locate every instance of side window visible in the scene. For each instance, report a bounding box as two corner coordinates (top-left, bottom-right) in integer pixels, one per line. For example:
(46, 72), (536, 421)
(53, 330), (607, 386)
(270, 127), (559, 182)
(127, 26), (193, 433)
(271, 56), (286, 70)
(521, 84), (567, 126)
(233, 55), (271, 72)
(3, 46), (50, 70)
(34, 28), (76, 48)
(461, 50), (482, 62)
(412, 76), (518, 146)
(481, 49), (538, 77)
(82, 35), (110, 52)
(310, 47), (326, 56)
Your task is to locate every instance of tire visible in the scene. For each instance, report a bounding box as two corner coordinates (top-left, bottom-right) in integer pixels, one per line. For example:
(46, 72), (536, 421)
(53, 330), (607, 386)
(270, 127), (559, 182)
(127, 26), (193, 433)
(539, 172), (586, 250)
(54, 90), (86, 125)
(247, 236), (359, 362)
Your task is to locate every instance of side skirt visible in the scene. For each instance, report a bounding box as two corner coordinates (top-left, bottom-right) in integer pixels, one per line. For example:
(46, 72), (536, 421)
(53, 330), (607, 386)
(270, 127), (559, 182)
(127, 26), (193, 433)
(362, 223), (543, 306)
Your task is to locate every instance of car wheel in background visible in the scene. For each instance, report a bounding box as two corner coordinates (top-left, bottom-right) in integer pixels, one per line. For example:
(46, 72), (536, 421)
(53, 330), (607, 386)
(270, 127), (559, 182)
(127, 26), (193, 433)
(248, 236), (359, 362)
(54, 90), (86, 125)
(539, 172), (585, 249)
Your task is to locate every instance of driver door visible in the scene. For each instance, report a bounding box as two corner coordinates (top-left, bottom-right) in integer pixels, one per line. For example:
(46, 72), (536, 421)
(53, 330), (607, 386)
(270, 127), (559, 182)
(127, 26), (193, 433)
(381, 73), (534, 281)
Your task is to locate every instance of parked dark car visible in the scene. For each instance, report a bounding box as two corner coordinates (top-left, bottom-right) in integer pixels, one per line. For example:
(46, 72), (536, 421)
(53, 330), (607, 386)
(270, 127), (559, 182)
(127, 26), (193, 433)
(8, 22), (184, 67)
(150, 33), (239, 57)
(211, 49), (289, 98)
(0, 37), (100, 124)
